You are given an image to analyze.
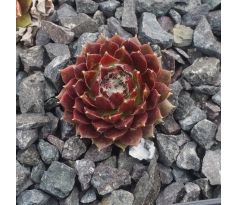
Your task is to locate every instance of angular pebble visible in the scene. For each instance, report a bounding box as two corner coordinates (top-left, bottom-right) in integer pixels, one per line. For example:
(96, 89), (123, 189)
(172, 166), (193, 183)
(202, 149), (221, 185)
(181, 182), (201, 202)
(158, 163), (173, 185)
(131, 163), (147, 182)
(85, 144), (111, 162)
(172, 24), (193, 47)
(41, 112), (59, 137)
(176, 142), (200, 171)
(194, 178), (213, 199)
(40, 161), (76, 198)
(159, 114), (181, 135)
(31, 161), (46, 183)
(100, 190), (134, 205)
(37, 139), (59, 164)
(17, 189), (50, 205)
(169, 9), (181, 24)
(212, 90), (221, 106)
(139, 12), (173, 48)
(75, 0), (98, 14)
(207, 10), (221, 36)
(56, 3), (77, 18)
(202, 0), (221, 10)
(80, 188), (97, 204)
(59, 186), (79, 205)
(75, 159), (95, 191)
(91, 165), (131, 195)
(156, 133), (180, 166)
(182, 57), (220, 86)
(17, 145), (41, 166)
(93, 10), (105, 26)
(35, 28), (50, 46)
(157, 16), (174, 32)
(44, 43), (70, 60)
(193, 85), (220, 95)
(16, 129), (38, 150)
(193, 16), (221, 58)
(16, 71), (28, 96)
(98, 156), (117, 168)
(44, 55), (70, 91)
(99, 0), (120, 17)
(118, 151), (139, 174)
(41, 20), (74, 44)
(191, 119), (217, 149)
(47, 135), (65, 153)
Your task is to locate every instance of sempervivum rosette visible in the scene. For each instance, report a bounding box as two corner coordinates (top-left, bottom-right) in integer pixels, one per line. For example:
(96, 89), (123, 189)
(58, 34), (174, 150)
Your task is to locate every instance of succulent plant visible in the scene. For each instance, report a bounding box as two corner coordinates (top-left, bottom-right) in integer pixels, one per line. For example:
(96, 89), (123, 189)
(58, 34), (174, 150)
(16, 0), (32, 28)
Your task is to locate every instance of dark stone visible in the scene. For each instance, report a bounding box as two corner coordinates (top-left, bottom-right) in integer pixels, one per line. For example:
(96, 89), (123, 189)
(59, 186), (80, 205)
(158, 163), (173, 185)
(193, 85), (220, 95)
(169, 9), (182, 24)
(41, 112), (59, 137)
(93, 10), (105, 26)
(75, 159), (95, 191)
(132, 157), (161, 205)
(212, 90), (221, 106)
(44, 55), (70, 91)
(156, 182), (185, 205)
(176, 142), (200, 171)
(157, 16), (174, 32)
(175, 47), (190, 59)
(99, 0), (120, 17)
(80, 188), (97, 204)
(118, 151), (139, 174)
(173, 0), (201, 15)
(16, 113), (50, 130)
(44, 80), (57, 101)
(56, 3), (77, 18)
(16, 129), (38, 150)
(37, 139), (59, 164)
(16, 48), (22, 72)
(17, 189), (50, 205)
(181, 182), (201, 202)
(168, 80), (183, 107)
(75, 0), (99, 14)
(44, 43), (71, 60)
(40, 161), (76, 198)
(169, 131), (191, 147)
(187, 48), (204, 64)
(203, 101), (220, 121)
(44, 98), (58, 111)
(35, 28), (51, 46)
(58, 0), (75, 6)
(100, 190), (134, 205)
(216, 124), (221, 142)
(172, 166), (194, 183)
(72, 32), (99, 57)
(162, 49), (185, 65)
(155, 133), (180, 166)
(121, 0), (138, 34)
(139, 12), (173, 48)
(131, 163), (147, 182)
(19, 46), (45, 72)
(159, 114), (181, 135)
(194, 178), (213, 199)
(17, 145), (41, 166)
(207, 10), (221, 36)
(85, 144), (112, 162)
(59, 13), (98, 37)
(98, 156), (117, 168)
(31, 161), (46, 183)
(191, 119), (217, 149)
(182, 4), (210, 27)
(202, 0), (221, 10)
(41, 20), (74, 44)
(193, 17), (221, 58)
(91, 165), (131, 195)
(62, 136), (87, 160)
(183, 57), (220, 86)
(202, 149), (221, 185)
(115, 7), (123, 20)
(47, 135), (65, 153)
(16, 71), (27, 96)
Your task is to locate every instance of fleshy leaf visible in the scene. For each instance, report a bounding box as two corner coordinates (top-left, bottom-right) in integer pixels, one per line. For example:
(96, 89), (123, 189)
(76, 124), (100, 138)
(16, 13), (31, 28)
(116, 128), (142, 146)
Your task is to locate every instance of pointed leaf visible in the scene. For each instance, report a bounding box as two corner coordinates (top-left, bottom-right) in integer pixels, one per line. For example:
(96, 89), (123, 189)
(115, 115), (134, 129)
(131, 51), (147, 73)
(142, 69), (157, 89)
(83, 70), (97, 89)
(81, 93), (97, 108)
(76, 124), (100, 138)
(158, 99), (175, 118)
(74, 97), (84, 113)
(129, 36), (142, 47)
(110, 34), (125, 47)
(86, 54), (101, 70)
(76, 56), (86, 65)
(100, 40), (119, 56)
(59, 91), (74, 111)
(72, 110), (90, 124)
(145, 54), (161, 74)
(64, 78), (77, 99)
(74, 63), (86, 79)
(103, 113), (121, 123)
(109, 92), (124, 107)
(60, 65), (75, 84)
(155, 82), (170, 103)
(158, 69), (172, 86)
(95, 95), (115, 110)
(74, 79), (87, 96)
(143, 125), (154, 138)
(16, 13), (31, 28)
(119, 98), (135, 113)
(85, 43), (101, 54)
(140, 44), (154, 55)
(84, 107), (102, 120)
(131, 112), (148, 129)
(147, 107), (162, 125)
(146, 89), (160, 110)
(100, 52), (119, 67)
(92, 137), (113, 150)
(92, 120), (113, 132)
(114, 46), (133, 65)
(122, 39), (140, 53)
(104, 128), (128, 140)
(116, 128), (142, 146)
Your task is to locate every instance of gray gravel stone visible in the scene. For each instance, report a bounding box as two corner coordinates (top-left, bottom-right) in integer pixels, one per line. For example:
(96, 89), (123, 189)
(85, 144), (112, 162)
(179, 106), (206, 131)
(139, 12), (173, 48)
(203, 101), (220, 121)
(47, 135), (65, 153)
(60, 121), (75, 140)
(17, 189), (50, 205)
(75, 159), (95, 191)
(75, 0), (98, 14)
(19, 46), (45, 72)
(194, 178), (213, 199)
(182, 4), (210, 27)
(72, 32), (99, 57)
(158, 163), (173, 185)
(16, 129), (38, 150)
(169, 132), (191, 147)
(58, 0), (75, 6)
(91, 165), (131, 195)
(59, 13), (98, 37)
(172, 24), (193, 47)
(176, 142), (200, 171)
(182, 57), (220, 86)
(118, 151), (139, 174)
(216, 124), (221, 142)
(31, 161), (46, 183)
(98, 25), (112, 37)
(80, 188), (97, 204)
(44, 55), (70, 91)
(99, 0), (120, 17)
(212, 90), (221, 106)
(93, 10), (105, 26)
(162, 49), (185, 66)
(17, 145), (41, 166)
(56, 3), (77, 18)
(173, 0), (201, 15)
(157, 16), (174, 32)
(16, 113), (50, 130)
(133, 157), (161, 205)
(193, 17), (221, 58)
(168, 80), (183, 107)
(115, 6), (123, 20)
(107, 17), (132, 39)
(44, 80), (57, 101)
(156, 133), (180, 166)
(38, 139), (59, 164)
(193, 85), (220, 95)
(169, 9), (181, 24)
(172, 166), (193, 183)
(202, 149), (221, 185)
(98, 156), (117, 168)
(16, 49), (21, 72)
(131, 163), (147, 182)
(202, 0), (220, 10)
(59, 186), (79, 205)
(62, 136), (86, 160)
(159, 114), (181, 135)
(41, 112), (59, 137)
(16, 71), (28, 96)
(191, 119), (217, 149)
(44, 43), (71, 60)
(16, 160), (31, 196)
(156, 182), (185, 205)
(41, 20), (75, 44)
(19, 72), (45, 114)
(207, 10), (221, 36)
(100, 190), (134, 205)
(40, 161), (76, 198)
(121, 0), (138, 34)
(181, 182), (201, 202)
